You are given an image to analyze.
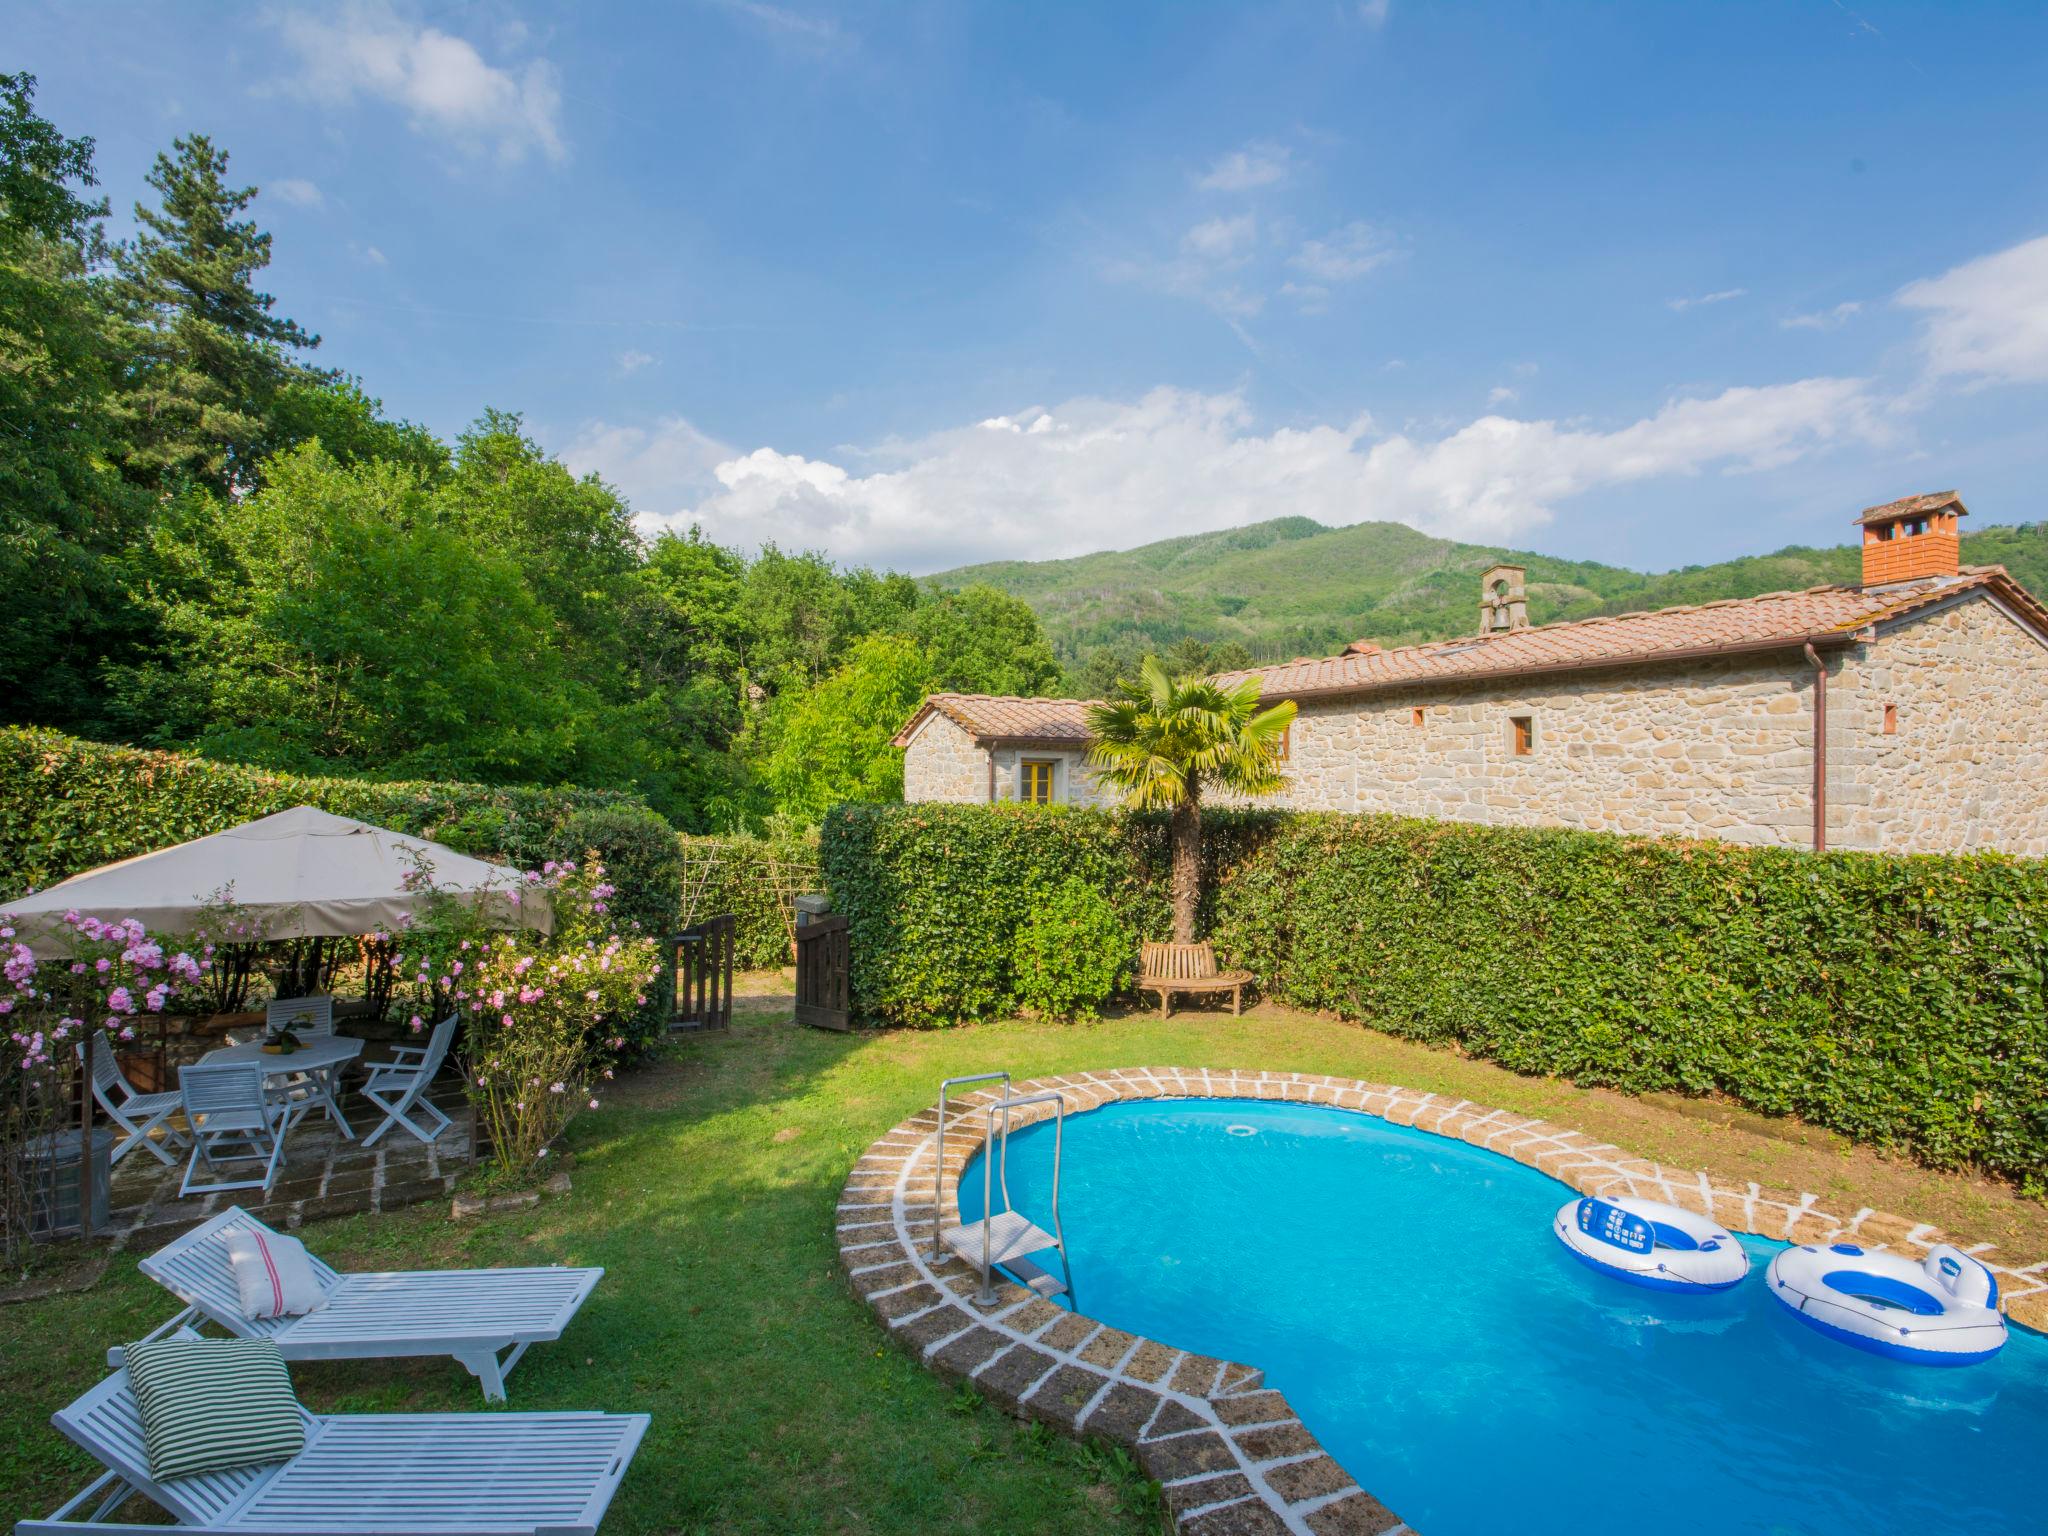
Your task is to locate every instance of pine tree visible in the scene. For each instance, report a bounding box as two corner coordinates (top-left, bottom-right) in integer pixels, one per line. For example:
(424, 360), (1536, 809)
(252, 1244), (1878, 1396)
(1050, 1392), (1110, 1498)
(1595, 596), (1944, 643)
(0, 72), (146, 727)
(112, 134), (319, 491)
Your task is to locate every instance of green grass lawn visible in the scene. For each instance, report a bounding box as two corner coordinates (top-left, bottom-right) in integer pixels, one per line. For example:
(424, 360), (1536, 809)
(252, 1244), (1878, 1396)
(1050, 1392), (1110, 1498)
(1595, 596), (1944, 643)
(5, 997), (2043, 1534)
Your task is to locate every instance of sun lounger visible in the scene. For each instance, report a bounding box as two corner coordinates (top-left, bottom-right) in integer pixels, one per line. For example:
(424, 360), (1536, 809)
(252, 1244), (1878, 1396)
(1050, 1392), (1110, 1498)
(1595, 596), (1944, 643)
(131, 1207), (602, 1402)
(19, 1349), (646, 1536)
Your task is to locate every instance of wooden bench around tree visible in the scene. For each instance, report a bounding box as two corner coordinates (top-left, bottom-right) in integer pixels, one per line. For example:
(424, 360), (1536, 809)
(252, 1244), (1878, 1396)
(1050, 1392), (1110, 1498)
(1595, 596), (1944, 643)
(1137, 941), (1253, 1018)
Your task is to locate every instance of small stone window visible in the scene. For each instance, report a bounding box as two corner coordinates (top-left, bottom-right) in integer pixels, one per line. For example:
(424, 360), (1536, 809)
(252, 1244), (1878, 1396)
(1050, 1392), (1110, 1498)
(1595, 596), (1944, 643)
(1883, 702), (1898, 735)
(1509, 715), (1534, 756)
(1020, 759), (1056, 804)
(1275, 723), (1291, 761)
(1411, 707), (1425, 728)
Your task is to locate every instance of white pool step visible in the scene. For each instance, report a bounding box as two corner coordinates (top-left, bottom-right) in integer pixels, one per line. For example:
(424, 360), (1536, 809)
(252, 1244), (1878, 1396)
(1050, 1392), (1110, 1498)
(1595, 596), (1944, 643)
(941, 1211), (1067, 1297)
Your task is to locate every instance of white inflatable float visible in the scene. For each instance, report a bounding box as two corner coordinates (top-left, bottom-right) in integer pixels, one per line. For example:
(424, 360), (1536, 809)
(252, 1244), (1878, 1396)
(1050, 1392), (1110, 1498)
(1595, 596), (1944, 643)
(1553, 1196), (1749, 1292)
(1767, 1242), (2008, 1367)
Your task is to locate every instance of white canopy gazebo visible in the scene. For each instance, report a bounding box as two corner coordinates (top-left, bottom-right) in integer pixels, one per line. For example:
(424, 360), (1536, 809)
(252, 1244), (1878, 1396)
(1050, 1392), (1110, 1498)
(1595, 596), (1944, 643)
(6, 805), (552, 948)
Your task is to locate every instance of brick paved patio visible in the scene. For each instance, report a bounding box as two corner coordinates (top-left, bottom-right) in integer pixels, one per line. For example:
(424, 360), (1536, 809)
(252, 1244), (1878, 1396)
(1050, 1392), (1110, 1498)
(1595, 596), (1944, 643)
(99, 1075), (471, 1252)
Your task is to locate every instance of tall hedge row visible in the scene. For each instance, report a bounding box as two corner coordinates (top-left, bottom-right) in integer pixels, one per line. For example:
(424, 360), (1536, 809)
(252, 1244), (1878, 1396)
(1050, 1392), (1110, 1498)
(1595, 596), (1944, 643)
(0, 728), (684, 936)
(821, 803), (2048, 1182)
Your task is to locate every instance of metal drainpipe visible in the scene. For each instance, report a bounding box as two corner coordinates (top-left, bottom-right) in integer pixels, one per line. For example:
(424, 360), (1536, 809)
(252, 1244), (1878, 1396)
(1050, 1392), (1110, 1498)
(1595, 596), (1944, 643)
(1803, 643), (1827, 852)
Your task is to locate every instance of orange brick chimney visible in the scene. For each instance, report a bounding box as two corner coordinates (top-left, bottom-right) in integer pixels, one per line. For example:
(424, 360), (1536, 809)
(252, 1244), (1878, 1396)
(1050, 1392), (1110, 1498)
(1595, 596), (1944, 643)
(1857, 491), (1966, 587)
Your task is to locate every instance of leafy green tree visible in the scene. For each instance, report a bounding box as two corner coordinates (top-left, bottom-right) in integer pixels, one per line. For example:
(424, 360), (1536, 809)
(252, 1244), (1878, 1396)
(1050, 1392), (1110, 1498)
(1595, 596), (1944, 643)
(759, 633), (932, 822)
(439, 411), (640, 657)
(260, 375), (449, 479)
(741, 546), (919, 689)
(1085, 657), (1294, 943)
(0, 73), (144, 729)
(911, 583), (1062, 696)
(107, 444), (600, 782)
(618, 529), (763, 829)
(110, 134), (319, 491)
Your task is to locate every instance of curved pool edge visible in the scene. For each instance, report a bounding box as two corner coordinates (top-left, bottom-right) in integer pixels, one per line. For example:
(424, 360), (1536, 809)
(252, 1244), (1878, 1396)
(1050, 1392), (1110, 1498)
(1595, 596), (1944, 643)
(836, 1067), (2048, 1536)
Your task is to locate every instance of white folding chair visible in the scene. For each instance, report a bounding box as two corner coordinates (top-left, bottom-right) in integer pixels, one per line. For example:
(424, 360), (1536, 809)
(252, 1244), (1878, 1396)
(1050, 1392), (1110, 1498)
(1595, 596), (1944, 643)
(359, 1015), (458, 1148)
(260, 994), (348, 1131)
(79, 1042), (189, 1167)
(177, 1062), (294, 1198)
(265, 995), (334, 1037)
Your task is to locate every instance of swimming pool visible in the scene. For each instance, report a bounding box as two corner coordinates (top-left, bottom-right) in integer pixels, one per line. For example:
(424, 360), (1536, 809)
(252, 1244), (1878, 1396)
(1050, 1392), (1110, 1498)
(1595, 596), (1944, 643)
(960, 1097), (2048, 1536)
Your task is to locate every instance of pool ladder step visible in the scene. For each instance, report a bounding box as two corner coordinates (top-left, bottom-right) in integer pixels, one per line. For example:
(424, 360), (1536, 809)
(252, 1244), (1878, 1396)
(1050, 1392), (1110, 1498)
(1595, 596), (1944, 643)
(939, 1212), (1067, 1298)
(933, 1072), (1074, 1307)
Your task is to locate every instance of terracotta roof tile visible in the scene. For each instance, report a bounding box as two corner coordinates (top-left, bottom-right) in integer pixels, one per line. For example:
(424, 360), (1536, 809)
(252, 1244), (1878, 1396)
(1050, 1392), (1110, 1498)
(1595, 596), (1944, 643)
(1213, 570), (2042, 702)
(893, 693), (1098, 748)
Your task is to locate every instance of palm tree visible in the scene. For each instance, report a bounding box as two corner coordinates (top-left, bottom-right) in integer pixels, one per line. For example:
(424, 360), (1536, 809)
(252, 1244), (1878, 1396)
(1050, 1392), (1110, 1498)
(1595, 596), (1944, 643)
(1086, 657), (1296, 944)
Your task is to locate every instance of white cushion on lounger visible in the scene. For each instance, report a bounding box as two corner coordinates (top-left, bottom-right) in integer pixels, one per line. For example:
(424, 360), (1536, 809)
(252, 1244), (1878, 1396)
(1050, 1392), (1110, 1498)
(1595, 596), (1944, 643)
(224, 1227), (328, 1320)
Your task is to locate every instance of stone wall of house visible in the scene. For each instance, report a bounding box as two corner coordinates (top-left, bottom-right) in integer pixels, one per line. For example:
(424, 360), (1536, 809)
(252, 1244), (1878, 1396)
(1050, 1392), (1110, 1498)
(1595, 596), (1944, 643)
(903, 593), (2048, 854)
(1832, 594), (2048, 857)
(901, 713), (989, 803)
(1269, 652), (1827, 846)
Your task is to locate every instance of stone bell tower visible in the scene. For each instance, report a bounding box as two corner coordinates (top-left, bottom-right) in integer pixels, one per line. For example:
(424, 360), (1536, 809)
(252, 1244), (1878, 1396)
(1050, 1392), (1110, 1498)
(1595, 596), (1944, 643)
(1478, 564), (1529, 634)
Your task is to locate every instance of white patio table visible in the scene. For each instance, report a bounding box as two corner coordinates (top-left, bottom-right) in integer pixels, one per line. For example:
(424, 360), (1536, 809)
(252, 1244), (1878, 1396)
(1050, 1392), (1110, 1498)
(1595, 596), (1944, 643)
(202, 1034), (365, 1141)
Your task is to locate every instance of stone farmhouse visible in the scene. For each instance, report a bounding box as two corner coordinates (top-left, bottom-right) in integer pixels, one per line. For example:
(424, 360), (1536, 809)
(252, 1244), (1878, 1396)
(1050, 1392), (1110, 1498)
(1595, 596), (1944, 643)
(893, 492), (2048, 856)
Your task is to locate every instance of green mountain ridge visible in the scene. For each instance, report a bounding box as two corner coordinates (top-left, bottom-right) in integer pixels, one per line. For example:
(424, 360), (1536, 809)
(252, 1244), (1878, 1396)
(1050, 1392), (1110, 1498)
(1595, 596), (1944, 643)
(931, 516), (2048, 670)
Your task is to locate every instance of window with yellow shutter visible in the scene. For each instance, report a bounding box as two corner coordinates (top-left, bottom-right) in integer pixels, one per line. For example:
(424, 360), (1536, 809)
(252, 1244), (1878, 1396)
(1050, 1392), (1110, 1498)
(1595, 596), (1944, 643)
(1020, 760), (1056, 804)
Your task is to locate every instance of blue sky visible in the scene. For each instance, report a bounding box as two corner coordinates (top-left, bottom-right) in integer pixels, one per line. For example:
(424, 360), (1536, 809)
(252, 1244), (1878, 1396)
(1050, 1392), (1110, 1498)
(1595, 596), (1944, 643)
(15, 1), (2048, 574)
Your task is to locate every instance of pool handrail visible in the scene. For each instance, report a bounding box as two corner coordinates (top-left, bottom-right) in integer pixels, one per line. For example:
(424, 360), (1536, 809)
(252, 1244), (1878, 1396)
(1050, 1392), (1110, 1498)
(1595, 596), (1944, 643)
(980, 1089), (1068, 1307)
(933, 1072), (1010, 1261)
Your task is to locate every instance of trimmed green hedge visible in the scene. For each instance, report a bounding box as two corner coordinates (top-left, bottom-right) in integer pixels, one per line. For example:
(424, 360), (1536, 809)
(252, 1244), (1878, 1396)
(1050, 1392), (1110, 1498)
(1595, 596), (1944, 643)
(822, 803), (2048, 1182)
(0, 727), (684, 936)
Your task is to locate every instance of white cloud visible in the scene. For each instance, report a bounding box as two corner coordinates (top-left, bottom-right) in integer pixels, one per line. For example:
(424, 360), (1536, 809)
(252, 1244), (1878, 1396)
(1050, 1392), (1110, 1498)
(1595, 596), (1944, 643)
(616, 349), (658, 375)
(578, 377), (1884, 571)
(270, 177), (324, 208)
(1280, 280), (1329, 313)
(1896, 233), (2048, 385)
(1487, 386), (1519, 407)
(357, 243), (389, 266)
(272, 2), (566, 165)
(1356, 0), (1392, 26)
(705, 0), (849, 47)
(1183, 213), (1257, 262)
(1290, 221), (1392, 282)
(1781, 301), (1862, 331)
(1195, 142), (1292, 192)
(1667, 287), (1748, 312)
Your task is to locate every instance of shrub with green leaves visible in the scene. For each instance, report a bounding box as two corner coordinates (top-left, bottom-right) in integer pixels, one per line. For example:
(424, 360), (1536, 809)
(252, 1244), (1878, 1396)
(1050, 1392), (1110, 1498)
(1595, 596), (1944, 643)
(823, 802), (2048, 1183)
(1012, 878), (1135, 1021)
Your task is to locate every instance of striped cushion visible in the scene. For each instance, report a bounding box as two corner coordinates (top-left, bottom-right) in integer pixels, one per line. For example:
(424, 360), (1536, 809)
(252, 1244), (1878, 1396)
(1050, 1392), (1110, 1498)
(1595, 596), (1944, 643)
(125, 1336), (305, 1482)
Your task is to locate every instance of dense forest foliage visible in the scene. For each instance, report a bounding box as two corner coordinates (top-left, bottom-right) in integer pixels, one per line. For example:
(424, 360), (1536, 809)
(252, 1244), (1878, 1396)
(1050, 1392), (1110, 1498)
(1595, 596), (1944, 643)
(0, 76), (1066, 830)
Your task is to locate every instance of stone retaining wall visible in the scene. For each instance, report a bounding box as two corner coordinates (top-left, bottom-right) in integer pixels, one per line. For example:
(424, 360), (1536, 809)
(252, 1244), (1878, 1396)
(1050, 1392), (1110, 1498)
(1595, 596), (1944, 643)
(837, 1067), (2048, 1536)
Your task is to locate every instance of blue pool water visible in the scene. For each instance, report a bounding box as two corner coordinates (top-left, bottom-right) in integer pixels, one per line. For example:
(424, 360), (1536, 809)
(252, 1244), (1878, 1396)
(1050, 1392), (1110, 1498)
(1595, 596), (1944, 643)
(959, 1099), (2048, 1536)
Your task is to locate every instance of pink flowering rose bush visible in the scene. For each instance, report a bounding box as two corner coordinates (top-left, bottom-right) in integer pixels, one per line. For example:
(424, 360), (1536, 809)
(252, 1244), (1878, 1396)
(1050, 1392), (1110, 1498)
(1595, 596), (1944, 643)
(1, 910), (205, 1260)
(2, 910), (206, 1072)
(388, 858), (658, 1171)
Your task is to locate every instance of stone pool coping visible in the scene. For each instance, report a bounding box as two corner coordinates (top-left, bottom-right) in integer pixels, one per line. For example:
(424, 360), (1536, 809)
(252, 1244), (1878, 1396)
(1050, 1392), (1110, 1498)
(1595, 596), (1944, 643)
(837, 1067), (2048, 1536)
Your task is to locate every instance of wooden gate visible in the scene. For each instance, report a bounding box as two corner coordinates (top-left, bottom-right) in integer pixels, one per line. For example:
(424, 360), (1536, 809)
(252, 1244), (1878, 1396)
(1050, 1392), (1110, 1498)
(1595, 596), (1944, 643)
(794, 915), (851, 1032)
(667, 914), (735, 1032)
